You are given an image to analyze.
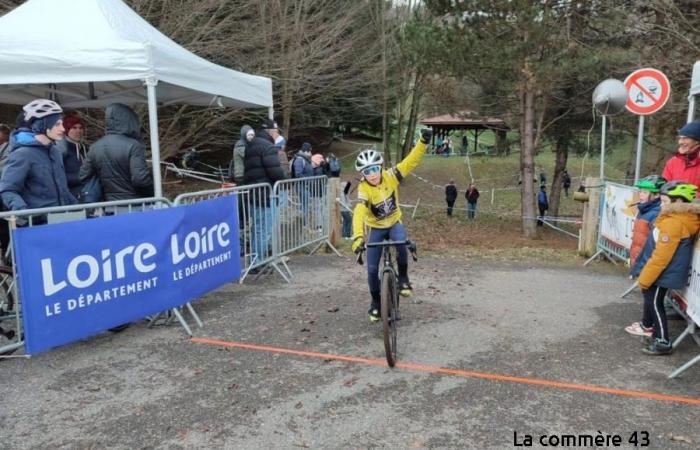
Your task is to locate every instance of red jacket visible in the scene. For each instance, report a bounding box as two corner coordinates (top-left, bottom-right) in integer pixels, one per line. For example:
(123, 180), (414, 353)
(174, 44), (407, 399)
(662, 153), (700, 196)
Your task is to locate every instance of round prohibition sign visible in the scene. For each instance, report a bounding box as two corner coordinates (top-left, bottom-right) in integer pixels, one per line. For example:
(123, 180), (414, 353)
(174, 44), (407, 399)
(624, 68), (670, 115)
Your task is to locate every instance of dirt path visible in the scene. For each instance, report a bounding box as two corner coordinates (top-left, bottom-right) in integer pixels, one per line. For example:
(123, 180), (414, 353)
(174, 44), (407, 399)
(2, 255), (699, 449)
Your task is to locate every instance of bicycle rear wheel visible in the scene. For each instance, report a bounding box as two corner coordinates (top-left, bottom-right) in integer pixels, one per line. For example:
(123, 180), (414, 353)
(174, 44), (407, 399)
(380, 268), (397, 367)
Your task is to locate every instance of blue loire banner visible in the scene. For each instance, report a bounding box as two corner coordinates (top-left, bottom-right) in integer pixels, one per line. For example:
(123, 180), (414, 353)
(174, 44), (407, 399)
(13, 196), (240, 354)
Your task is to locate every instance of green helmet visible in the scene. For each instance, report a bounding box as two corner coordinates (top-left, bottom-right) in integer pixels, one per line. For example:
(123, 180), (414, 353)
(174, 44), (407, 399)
(660, 181), (697, 202)
(635, 175), (666, 193)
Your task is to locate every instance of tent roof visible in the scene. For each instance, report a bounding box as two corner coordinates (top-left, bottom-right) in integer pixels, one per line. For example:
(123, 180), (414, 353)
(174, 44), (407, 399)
(420, 111), (509, 131)
(0, 0), (272, 109)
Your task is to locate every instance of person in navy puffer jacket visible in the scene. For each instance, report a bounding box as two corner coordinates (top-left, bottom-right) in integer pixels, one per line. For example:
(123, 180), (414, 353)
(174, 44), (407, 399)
(0, 99), (76, 214)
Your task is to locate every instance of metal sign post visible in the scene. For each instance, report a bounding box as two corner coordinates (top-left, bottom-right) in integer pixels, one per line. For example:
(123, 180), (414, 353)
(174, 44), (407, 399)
(592, 79), (627, 181)
(624, 68), (671, 183)
(600, 115), (607, 180)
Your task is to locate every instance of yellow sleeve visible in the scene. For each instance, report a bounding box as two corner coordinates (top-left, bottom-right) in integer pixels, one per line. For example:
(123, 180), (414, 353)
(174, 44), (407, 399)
(352, 182), (369, 239)
(638, 222), (682, 289)
(395, 140), (427, 179)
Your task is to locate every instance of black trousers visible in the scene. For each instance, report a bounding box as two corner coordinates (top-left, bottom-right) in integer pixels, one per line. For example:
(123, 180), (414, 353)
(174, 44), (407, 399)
(446, 200), (455, 216)
(537, 206), (547, 226)
(643, 285), (669, 342)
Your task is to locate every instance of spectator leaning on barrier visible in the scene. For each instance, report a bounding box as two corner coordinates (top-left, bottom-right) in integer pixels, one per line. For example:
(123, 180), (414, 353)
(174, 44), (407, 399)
(80, 103), (153, 201)
(290, 142), (313, 179)
(635, 182), (700, 355)
(231, 125), (254, 185)
(244, 118), (287, 261)
(625, 175), (665, 340)
(0, 99), (76, 215)
(662, 121), (700, 193)
(445, 179), (457, 216)
(56, 114), (88, 199)
(274, 130), (290, 178)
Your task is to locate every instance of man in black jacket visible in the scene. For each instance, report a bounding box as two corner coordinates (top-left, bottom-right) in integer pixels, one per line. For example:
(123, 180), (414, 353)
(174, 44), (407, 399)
(244, 118), (287, 263)
(80, 103), (153, 201)
(445, 179), (457, 216)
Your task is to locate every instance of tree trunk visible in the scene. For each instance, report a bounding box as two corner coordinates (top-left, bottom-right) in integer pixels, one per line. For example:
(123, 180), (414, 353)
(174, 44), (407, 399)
(520, 76), (537, 238)
(402, 70), (422, 160)
(549, 138), (568, 217)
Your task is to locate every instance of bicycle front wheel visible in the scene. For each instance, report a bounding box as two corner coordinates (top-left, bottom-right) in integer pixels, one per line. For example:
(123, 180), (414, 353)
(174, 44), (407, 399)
(380, 268), (397, 367)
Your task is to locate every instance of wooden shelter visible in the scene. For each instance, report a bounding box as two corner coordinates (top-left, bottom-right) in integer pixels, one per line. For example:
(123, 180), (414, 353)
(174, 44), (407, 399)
(420, 111), (510, 155)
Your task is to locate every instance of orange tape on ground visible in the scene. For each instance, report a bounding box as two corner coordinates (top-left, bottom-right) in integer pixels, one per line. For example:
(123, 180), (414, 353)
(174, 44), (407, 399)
(191, 337), (700, 406)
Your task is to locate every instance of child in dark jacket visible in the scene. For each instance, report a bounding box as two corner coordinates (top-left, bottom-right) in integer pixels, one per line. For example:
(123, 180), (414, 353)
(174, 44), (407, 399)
(625, 176), (664, 338)
(636, 182), (700, 355)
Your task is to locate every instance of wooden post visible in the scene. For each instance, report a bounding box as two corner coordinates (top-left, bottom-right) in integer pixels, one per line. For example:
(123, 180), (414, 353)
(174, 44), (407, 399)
(329, 178), (342, 248)
(579, 176), (601, 257)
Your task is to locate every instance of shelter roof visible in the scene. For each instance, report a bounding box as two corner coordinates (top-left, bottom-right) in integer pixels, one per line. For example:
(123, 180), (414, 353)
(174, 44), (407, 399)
(420, 111), (509, 131)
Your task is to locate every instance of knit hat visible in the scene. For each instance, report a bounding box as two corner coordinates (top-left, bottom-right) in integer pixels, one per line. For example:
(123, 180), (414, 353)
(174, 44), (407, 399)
(301, 142), (312, 153)
(311, 154), (324, 166)
(63, 115), (83, 132)
(261, 118), (278, 130)
(30, 113), (63, 135)
(678, 121), (700, 141)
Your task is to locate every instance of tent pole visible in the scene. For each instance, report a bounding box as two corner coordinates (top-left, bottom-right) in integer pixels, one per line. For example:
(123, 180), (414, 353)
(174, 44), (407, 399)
(146, 78), (163, 198)
(268, 106), (274, 120)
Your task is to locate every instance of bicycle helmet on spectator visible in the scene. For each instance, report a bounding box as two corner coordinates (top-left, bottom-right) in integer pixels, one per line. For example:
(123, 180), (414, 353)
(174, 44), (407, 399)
(355, 148), (383, 172)
(660, 181), (697, 202)
(635, 175), (666, 193)
(23, 99), (63, 122)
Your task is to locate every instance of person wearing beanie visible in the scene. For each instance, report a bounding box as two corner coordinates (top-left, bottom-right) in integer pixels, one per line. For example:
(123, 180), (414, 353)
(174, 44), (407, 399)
(0, 99), (76, 214)
(662, 121), (700, 195)
(56, 114), (89, 198)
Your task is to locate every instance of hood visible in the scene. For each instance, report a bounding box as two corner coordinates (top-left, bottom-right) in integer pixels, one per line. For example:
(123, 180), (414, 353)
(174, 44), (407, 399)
(296, 150), (311, 161)
(105, 103), (141, 139)
(239, 125), (253, 142)
(9, 128), (45, 149)
(237, 125), (253, 145)
(637, 198), (661, 215)
(658, 201), (700, 217)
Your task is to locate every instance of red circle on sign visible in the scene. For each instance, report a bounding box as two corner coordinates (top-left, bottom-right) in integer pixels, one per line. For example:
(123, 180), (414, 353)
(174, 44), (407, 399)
(624, 68), (670, 115)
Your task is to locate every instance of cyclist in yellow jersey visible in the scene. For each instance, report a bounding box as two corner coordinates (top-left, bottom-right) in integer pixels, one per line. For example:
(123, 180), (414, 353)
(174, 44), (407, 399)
(351, 128), (432, 322)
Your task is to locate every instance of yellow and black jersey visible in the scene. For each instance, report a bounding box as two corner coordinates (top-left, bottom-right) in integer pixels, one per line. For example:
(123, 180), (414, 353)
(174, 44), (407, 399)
(352, 141), (427, 235)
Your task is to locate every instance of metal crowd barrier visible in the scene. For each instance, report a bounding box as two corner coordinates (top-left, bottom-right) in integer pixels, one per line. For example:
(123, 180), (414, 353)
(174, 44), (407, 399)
(0, 197), (207, 357)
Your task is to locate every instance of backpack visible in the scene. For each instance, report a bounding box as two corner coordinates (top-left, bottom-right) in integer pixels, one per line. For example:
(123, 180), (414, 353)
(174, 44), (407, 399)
(328, 155), (341, 174)
(291, 155), (306, 178)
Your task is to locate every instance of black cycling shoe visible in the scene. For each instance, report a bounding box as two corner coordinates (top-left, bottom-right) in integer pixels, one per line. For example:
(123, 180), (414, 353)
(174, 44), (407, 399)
(399, 282), (413, 297)
(368, 308), (381, 323)
(642, 339), (672, 356)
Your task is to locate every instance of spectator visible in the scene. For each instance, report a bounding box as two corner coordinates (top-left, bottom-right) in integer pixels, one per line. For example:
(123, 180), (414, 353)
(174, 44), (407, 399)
(0, 99), (76, 215)
(340, 180), (353, 238)
(562, 170), (572, 198)
(327, 153), (341, 177)
(80, 103), (153, 201)
(244, 118), (287, 261)
(0, 124), (10, 171)
(231, 125), (254, 185)
(274, 129), (290, 178)
(625, 175), (665, 339)
(537, 185), (548, 226)
(445, 179), (457, 216)
(310, 153), (327, 228)
(539, 167), (547, 187)
(461, 134), (468, 153)
(290, 142), (314, 222)
(465, 183), (479, 219)
(636, 182), (699, 355)
(56, 114), (88, 199)
(290, 143), (313, 179)
(662, 121), (700, 192)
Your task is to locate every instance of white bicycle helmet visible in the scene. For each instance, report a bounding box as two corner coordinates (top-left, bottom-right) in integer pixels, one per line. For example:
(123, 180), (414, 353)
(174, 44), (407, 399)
(355, 148), (383, 172)
(23, 99), (63, 121)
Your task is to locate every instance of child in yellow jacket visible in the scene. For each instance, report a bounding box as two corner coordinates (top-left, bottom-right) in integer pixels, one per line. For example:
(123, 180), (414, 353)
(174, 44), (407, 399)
(636, 182), (700, 355)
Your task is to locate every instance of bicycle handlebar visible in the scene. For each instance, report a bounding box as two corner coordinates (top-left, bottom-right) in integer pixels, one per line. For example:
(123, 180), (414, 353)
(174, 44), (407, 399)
(355, 240), (417, 265)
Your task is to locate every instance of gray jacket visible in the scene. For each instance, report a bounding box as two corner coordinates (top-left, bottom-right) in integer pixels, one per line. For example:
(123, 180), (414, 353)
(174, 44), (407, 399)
(80, 103), (153, 201)
(232, 125), (252, 184)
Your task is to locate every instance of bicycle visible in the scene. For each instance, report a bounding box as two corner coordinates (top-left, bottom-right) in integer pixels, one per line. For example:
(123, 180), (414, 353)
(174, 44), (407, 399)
(357, 239), (418, 367)
(0, 264), (18, 356)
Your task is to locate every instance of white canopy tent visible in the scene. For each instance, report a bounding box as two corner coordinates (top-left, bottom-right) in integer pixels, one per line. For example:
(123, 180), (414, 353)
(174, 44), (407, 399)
(0, 0), (273, 197)
(689, 61), (700, 122)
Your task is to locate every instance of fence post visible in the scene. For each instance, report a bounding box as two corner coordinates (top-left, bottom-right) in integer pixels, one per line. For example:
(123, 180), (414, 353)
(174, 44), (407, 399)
(491, 188), (495, 205)
(579, 176), (601, 257)
(329, 178), (342, 247)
